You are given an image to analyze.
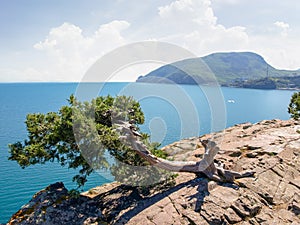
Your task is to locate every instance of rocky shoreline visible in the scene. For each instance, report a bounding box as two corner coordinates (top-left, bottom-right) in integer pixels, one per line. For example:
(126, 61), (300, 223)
(7, 119), (300, 225)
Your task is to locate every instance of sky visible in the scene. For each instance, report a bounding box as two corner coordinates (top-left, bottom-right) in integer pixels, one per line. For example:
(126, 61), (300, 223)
(1, 0), (300, 82)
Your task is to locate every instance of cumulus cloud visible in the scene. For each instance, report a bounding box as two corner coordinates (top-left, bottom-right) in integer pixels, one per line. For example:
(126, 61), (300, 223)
(274, 21), (289, 29)
(274, 21), (290, 36)
(4, 0), (300, 82)
(25, 0), (251, 82)
(155, 0), (300, 70)
(156, 0), (249, 55)
(246, 20), (300, 69)
(159, 0), (217, 26)
(18, 0), (250, 81)
(248, 33), (299, 70)
(30, 21), (130, 81)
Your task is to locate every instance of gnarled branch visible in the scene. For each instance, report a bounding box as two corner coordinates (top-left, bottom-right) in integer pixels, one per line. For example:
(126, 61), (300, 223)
(114, 121), (255, 183)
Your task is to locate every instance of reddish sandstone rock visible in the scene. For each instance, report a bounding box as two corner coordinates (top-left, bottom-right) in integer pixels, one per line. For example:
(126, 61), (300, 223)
(7, 119), (300, 225)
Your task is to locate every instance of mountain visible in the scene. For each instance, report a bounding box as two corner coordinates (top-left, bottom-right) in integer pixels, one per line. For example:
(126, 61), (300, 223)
(136, 52), (300, 89)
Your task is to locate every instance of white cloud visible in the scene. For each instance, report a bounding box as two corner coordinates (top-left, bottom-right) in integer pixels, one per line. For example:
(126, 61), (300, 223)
(243, 21), (300, 69)
(155, 0), (300, 70)
(274, 21), (289, 29)
(248, 34), (300, 70)
(28, 21), (130, 81)
(12, 0), (249, 82)
(156, 0), (249, 55)
(3, 0), (300, 82)
(158, 0), (217, 28)
(274, 21), (290, 37)
(162, 1), (212, 30)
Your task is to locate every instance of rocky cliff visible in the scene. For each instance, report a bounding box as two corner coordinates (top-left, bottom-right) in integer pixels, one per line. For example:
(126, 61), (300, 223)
(7, 119), (300, 225)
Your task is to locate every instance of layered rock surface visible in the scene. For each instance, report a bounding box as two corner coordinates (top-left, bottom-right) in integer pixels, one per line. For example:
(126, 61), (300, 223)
(7, 119), (300, 225)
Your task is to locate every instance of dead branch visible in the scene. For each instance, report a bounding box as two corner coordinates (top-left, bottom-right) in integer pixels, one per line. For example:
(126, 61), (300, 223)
(115, 121), (255, 183)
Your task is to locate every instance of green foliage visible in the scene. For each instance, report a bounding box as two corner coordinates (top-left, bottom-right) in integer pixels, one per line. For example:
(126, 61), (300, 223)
(149, 143), (168, 159)
(230, 76), (300, 90)
(288, 92), (300, 120)
(239, 77), (277, 89)
(9, 95), (170, 188)
(68, 189), (81, 198)
(273, 76), (300, 89)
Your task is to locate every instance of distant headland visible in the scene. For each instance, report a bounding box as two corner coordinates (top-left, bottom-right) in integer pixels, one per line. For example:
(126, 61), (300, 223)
(136, 52), (300, 90)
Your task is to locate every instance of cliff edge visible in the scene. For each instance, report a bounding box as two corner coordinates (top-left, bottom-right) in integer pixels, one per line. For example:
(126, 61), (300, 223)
(7, 119), (300, 225)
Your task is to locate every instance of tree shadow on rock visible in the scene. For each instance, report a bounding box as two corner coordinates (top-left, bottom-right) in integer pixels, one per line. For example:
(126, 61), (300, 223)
(108, 177), (211, 224)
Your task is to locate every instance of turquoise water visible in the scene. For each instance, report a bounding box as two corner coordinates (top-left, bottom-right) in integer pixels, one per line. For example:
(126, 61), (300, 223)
(0, 82), (296, 223)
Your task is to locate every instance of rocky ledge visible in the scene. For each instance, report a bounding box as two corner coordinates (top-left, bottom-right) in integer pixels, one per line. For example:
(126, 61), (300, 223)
(7, 119), (300, 225)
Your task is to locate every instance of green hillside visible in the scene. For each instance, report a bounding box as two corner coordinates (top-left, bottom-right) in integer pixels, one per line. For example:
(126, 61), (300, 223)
(136, 52), (300, 89)
(234, 76), (300, 90)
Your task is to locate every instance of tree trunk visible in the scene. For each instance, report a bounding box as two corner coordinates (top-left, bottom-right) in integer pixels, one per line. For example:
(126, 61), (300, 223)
(116, 121), (255, 183)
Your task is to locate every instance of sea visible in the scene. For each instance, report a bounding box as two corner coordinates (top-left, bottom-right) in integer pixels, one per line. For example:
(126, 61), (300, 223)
(0, 82), (296, 223)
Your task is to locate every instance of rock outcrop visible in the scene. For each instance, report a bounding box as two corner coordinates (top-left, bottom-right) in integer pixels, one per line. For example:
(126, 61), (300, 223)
(7, 182), (103, 225)
(7, 119), (300, 225)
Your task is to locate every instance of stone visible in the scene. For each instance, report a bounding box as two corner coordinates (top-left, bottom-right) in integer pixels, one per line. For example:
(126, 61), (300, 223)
(7, 182), (104, 225)
(224, 208), (242, 224)
(7, 119), (300, 225)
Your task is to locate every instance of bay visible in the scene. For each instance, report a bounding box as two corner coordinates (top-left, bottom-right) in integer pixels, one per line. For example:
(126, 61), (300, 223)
(0, 82), (295, 223)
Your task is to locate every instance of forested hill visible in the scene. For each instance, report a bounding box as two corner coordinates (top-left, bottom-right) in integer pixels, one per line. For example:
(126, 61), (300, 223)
(136, 52), (300, 89)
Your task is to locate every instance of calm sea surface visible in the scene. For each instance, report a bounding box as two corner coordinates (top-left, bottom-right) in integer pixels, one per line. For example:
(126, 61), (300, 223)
(0, 82), (296, 223)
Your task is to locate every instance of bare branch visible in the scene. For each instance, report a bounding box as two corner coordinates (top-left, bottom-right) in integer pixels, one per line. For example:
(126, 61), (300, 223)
(114, 121), (255, 183)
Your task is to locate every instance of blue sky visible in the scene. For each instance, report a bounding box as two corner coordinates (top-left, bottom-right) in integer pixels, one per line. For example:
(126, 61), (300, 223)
(1, 0), (300, 82)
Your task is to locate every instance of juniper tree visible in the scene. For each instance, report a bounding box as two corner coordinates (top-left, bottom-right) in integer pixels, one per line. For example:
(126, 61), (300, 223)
(9, 95), (254, 189)
(288, 92), (300, 120)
